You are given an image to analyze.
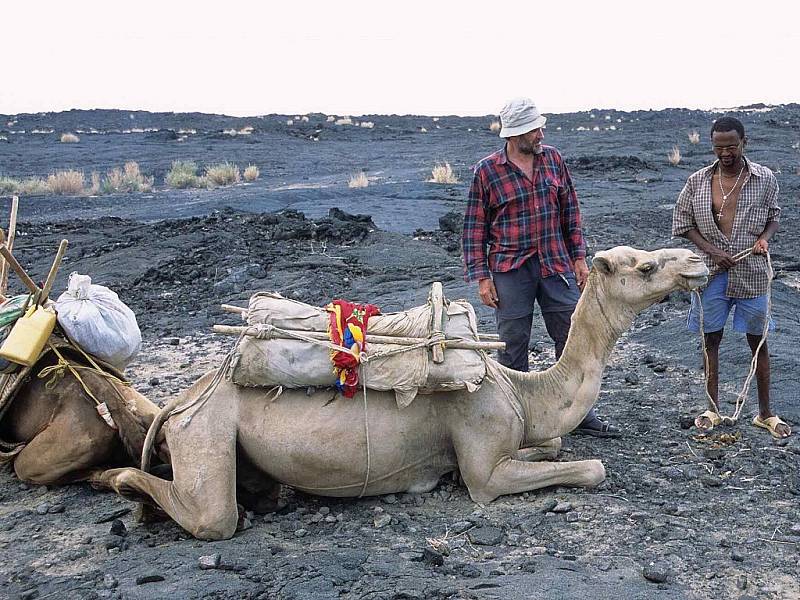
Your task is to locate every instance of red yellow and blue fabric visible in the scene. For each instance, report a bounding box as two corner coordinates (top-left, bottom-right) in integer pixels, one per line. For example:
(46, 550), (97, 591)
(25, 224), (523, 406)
(325, 300), (380, 397)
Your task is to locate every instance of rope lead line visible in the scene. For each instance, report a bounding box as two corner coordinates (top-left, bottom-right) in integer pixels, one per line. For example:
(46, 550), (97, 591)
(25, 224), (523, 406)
(696, 249), (772, 424)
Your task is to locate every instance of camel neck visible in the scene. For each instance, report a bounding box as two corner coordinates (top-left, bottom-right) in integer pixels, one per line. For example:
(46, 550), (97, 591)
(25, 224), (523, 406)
(510, 274), (635, 443)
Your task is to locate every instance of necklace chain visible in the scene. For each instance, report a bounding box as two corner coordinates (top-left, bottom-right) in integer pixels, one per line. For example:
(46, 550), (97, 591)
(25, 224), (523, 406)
(717, 162), (745, 219)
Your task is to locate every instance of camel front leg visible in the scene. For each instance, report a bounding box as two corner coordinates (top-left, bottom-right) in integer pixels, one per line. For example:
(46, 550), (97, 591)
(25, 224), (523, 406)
(458, 444), (605, 504)
(93, 391), (239, 540)
(515, 437), (561, 462)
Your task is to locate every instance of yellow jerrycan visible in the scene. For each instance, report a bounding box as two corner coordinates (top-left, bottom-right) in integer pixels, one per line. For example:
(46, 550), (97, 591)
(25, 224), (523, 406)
(0, 304), (57, 366)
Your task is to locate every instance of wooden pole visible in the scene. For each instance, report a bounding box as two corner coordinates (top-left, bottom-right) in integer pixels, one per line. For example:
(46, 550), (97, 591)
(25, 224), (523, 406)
(0, 244), (40, 295)
(429, 282), (445, 363)
(220, 304), (502, 341)
(40, 239), (69, 303)
(213, 324), (505, 351)
(0, 196), (18, 295)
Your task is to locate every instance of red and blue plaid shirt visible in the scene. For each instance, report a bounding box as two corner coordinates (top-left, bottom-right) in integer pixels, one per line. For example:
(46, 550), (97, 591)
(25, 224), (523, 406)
(462, 144), (586, 282)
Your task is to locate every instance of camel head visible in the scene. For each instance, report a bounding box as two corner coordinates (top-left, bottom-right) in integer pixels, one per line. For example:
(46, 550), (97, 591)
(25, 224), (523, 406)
(590, 246), (709, 312)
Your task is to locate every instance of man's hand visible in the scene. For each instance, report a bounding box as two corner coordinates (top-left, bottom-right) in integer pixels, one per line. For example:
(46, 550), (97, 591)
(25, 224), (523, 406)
(574, 258), (589, 290)
(753, 238), (769, 255)
(478, 278), (499, 308)
(706, 246), (736, 269)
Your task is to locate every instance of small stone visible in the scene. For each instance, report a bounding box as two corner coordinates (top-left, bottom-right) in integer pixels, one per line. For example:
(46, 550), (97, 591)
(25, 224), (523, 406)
(653, 364), (667, 373)
(541, 499), (558, 513)
(135, 573), (165, 585)
(318, 506), (330, 515)
(382, 494), (397, 504)
(642, 563), (669, 583)
(20, 589), (38, 600)
(324, 515), (337, 523)
(168, 338), (180, 346)
(35, 503), (49, 515)
(551, 501), (573, 513)
(468, 526), (504, 546)
(679, 415), (695, 429)
(109, 519), (127, 537)
(450, 521), (473, 534)
(731, 550), (745, 562)
(47, 504), (65, 514)
(736, 574), (748, 590)
(373, 514), (392, 528)
(422, 548), (444, 566)
(701, 475), (722, 488)
(102, 574), (119, 589)
(294, 528), (308, 537)
(624, 372), (640, 385)
(149, 377), (160, 386)
(198, 554), (221, 570)
(565, 512), (580, 523)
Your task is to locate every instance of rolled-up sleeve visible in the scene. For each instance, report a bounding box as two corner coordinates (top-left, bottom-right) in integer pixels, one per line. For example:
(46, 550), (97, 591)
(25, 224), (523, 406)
(672, 178), (697, 237)
(462, 168), (491, 282)
(765, 173), (781, 222)
(559, 160), (586, 261)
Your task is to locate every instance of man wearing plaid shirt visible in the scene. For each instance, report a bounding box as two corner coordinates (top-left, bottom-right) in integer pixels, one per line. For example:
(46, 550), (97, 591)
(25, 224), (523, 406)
(462, 97), (617, 438)
(672, 116), (790, 438)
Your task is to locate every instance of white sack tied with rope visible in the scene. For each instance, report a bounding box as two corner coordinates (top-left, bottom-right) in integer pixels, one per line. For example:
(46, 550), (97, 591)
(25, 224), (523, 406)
(54, 273), (142, 369)
(229, 291), (486, 407)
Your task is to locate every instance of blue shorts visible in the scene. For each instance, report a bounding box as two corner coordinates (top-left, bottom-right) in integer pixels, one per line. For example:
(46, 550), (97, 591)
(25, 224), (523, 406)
(687, 272), (774, 335)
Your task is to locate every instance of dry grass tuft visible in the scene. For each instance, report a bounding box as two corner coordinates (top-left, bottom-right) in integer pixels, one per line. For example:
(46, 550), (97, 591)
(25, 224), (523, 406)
(326, 115), (335, 122)
(667, 145), (681, 166)
(165, 160), (200, 189)
(89, 172), (101, 195)
(489, 121), (501, 133)
(348, 172), (369, 188)
(360, 121), (374, 129)
(101, 161), (153, 193)
(47, 170), (85, 195)
(205, 162), (241, 187)
(60, 132), (80, 143)
(243, 165), (260, 182)
(0, 177), (19, 194)
(688, 130), (700, 144)
(335, 117), (352, 126)
(429, 162), (458, 184)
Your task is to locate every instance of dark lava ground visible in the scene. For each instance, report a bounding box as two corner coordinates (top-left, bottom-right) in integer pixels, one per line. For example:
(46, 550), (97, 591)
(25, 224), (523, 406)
(0, 107), (799, 600)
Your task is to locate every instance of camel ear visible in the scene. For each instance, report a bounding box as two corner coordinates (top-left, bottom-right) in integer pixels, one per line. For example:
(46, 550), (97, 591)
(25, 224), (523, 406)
(592, 253), (615, 275)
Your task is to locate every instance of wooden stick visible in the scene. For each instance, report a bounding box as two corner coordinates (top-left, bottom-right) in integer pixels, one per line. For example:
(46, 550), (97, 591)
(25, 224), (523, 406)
(213, 324), (505, 351)
(0, 244), (40, 294)
(429, 282), (445, 364)
(221, 304), (246, 314)
(40, 239), (68, 304)
(221, 304), (502, 340)
(0, 196), (19, 295)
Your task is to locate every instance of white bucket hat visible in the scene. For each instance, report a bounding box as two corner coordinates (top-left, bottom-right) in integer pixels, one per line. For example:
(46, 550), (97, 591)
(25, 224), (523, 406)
(499, 97), (547, 138)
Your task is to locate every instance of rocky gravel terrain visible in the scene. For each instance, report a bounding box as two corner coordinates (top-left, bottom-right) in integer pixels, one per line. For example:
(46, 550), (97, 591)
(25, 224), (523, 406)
(0, 106), (799, 599)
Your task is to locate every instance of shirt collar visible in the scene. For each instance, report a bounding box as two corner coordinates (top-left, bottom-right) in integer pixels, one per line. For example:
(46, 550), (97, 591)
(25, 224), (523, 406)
(497, 144), (510, 165)
(702, 156), (764, 179)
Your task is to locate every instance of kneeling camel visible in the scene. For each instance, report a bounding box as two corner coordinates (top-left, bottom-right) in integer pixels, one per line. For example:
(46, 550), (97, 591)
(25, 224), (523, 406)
(95, 246), (709, 540)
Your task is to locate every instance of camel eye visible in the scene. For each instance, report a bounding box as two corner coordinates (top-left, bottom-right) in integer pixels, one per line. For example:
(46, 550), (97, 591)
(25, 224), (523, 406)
(638, 263), (655, 274)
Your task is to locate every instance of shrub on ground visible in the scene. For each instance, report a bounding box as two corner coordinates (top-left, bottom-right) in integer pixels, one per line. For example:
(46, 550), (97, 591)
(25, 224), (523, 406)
(348, 172), (369, 188)
(101, 161), (153, 193)
(165, 160), (200, 189)
(47, 170), (85, 195)
(243, 165), (260, 182)
(205, 162), (240, 187)
(60, 132), (80, 143)
(668, 146), (681, 166)
(429, 162), (459, 184)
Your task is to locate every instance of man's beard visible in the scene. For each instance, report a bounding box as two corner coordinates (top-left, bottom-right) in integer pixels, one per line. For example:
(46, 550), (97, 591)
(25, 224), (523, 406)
(519, 142), (543, 155)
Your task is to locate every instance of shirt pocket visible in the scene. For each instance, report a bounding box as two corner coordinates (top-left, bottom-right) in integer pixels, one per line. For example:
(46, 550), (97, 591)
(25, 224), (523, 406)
(745, 203), (769, 235)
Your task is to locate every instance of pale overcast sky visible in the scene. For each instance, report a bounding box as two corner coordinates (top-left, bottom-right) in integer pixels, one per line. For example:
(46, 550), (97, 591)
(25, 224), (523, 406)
(4, 0), (799, 116)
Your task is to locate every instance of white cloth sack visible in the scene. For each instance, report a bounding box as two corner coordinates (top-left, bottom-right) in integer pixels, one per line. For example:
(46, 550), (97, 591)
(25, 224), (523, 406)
(55, 273), (141, 369)
(229, 291), (486, 407)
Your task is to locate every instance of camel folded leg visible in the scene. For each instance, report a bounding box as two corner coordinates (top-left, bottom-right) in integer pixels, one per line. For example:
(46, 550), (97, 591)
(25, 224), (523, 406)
(516, 437), (561, 462)
(94, 394), (239, 540)
(14, 412), (116, 485)
(462, 454), (605, 504)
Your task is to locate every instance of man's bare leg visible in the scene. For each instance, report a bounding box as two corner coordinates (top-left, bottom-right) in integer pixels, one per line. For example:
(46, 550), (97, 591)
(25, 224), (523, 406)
(746, 335), (790, 437)
(696, 330), (723, 429)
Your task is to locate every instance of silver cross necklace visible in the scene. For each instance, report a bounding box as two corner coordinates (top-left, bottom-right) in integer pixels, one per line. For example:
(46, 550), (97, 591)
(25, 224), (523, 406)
(716, 162), (745, 219)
